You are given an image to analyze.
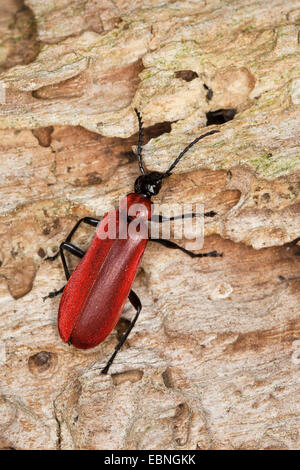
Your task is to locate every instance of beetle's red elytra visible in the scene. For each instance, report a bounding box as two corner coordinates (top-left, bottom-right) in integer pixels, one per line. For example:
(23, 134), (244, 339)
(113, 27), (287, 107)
(58, 208), (147, 350)
(44, 109), (222, 374)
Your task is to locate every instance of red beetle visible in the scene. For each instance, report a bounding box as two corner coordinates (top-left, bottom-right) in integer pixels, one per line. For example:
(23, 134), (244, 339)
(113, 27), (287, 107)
(44, 109), (221, 374)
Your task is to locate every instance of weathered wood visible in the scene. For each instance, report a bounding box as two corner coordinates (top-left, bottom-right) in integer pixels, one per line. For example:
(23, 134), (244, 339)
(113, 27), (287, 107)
(0, 0), (299, 450)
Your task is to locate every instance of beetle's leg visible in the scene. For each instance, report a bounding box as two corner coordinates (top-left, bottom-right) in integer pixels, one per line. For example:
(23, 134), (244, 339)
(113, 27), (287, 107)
(150, 238), (222, 258)
(43, 285), (65, 301)
(46, 217), (100, 262)
(65, 217), (100, 242)
(101, 289), (142, 375)
(151, 211), (216, 223)
(58, 243), (85, 280)
(43, 243), (85, 301)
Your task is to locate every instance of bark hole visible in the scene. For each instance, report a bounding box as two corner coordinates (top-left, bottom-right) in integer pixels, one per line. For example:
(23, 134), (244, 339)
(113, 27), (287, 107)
(175, 70), (199, 82)
(206, 108), (237, 125)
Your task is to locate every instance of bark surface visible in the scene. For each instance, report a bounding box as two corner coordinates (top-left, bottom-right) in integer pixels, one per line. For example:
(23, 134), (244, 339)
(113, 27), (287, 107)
(0, 0), (299, 450)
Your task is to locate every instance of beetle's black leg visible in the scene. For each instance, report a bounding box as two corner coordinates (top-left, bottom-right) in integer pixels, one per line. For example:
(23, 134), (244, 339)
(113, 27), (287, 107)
(43, 243), (85, 301)
(46, 217), (100, 262)
(43, 285), (66, 301)
(58, 243), (85, 281)
(151, 211), (216, 223)
(65, 217), (100, 242)
(44, 217), (99, 300)
(101, 289), (142, 375)
(150, 238), (222, 258)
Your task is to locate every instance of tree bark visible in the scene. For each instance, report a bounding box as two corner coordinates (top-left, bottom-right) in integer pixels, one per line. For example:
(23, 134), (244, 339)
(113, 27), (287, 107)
(0, 0), (299, 450)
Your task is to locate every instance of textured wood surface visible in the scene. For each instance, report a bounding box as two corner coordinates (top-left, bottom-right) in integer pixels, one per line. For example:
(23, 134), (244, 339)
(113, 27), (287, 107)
(0, 0), (299, 450)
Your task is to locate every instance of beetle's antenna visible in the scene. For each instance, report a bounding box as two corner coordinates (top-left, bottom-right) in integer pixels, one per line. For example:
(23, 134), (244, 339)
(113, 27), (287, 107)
(162, 129), (219, 178)
(134, 108), (146, 175)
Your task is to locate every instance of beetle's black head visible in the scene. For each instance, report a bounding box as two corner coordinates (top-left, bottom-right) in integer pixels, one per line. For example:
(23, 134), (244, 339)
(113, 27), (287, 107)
(134, 171), (163, 198)
(133, 108), (219, 199)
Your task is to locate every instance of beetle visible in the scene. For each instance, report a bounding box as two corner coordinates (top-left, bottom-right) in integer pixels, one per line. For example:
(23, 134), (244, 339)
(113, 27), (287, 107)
(44, 109), (222, 374)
